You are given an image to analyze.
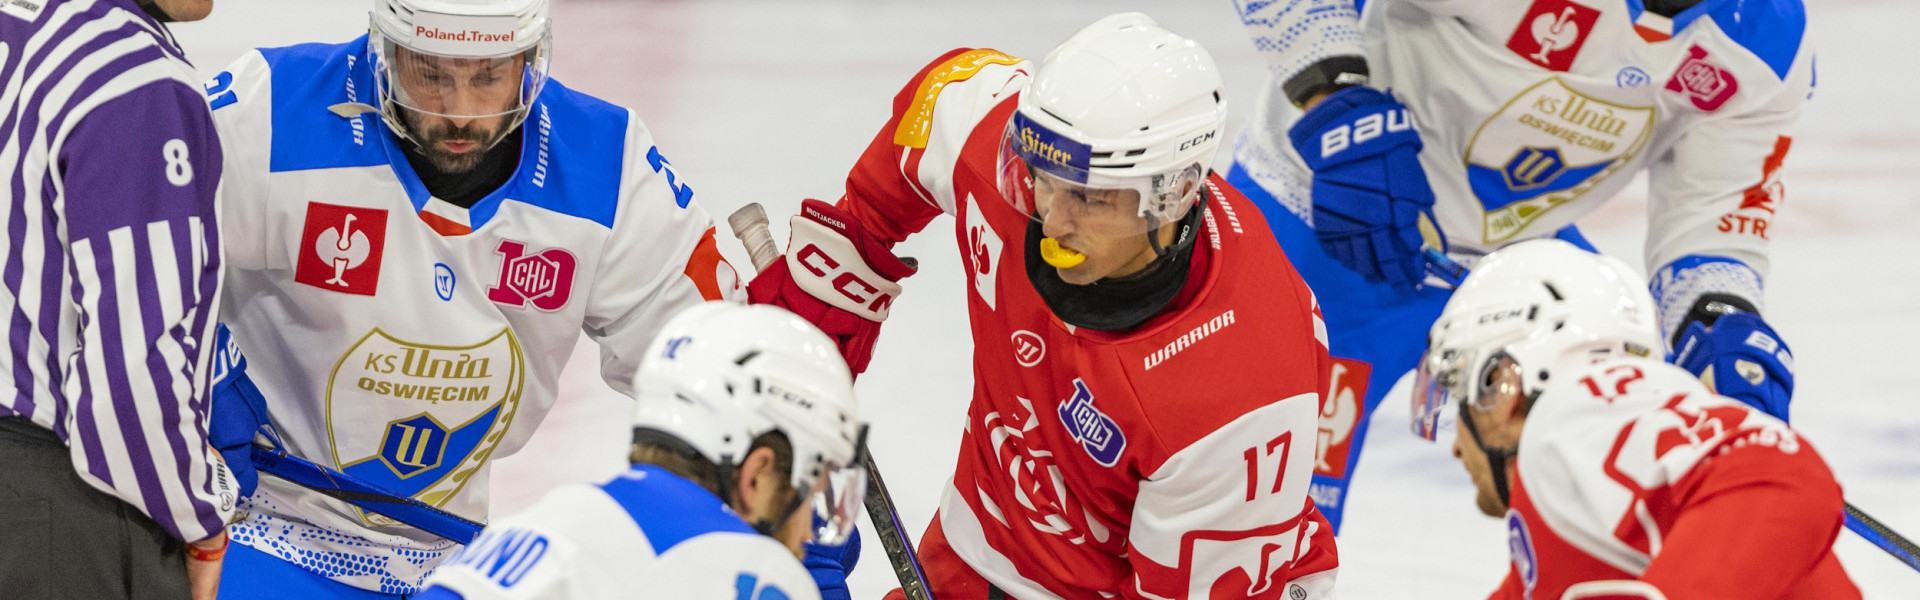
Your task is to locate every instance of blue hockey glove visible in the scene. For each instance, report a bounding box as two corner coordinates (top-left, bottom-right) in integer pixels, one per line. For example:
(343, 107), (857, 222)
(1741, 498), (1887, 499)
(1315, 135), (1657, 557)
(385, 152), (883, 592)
(208, 325), (271, 496)
(803, 519), (860, 600)
(1287, 86), (1441, 291)
(1670, 309), (1795, 421)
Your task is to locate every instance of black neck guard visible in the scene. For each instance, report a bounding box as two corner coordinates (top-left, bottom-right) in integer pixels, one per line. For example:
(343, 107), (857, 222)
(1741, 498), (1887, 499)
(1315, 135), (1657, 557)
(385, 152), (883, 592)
(135, 0), (173, 22)
(402, 127), (524, 209)
(1024, 195), (1206, 332)
(1646, 0), (1705, 17)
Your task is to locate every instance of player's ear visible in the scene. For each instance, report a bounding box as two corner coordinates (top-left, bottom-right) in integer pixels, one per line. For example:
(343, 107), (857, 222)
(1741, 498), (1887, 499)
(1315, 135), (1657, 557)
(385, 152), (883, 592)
(735, 446), (780, 514)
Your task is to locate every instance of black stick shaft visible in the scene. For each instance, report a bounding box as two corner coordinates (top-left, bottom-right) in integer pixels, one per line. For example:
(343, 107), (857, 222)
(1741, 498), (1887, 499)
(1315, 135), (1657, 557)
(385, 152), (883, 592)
(865, 455), (935, 600)
(1845, 502), (1920, 573)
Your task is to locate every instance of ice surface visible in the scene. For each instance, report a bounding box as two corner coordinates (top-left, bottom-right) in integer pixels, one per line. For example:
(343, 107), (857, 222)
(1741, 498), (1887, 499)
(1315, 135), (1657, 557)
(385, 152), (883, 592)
(171, 1), (1919, 597)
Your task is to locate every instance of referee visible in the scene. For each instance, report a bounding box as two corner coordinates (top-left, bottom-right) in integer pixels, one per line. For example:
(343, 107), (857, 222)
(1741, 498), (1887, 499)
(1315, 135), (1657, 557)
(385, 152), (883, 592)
(1, 0), (234, 598)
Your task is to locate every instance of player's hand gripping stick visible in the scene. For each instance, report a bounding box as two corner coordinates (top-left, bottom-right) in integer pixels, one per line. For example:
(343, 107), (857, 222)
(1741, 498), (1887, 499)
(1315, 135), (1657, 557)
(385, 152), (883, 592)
(1289, 86), (1446, 291)
(731, 200), (916, 375)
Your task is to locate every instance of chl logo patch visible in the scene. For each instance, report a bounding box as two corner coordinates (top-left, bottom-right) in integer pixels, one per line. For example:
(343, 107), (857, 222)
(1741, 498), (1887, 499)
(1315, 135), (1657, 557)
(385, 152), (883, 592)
(1315, 358), (1370, 479)
(1667, 44), (1739, 111)
(295, 202), (388, 296)
(1057, 378), (1125, 466)
(1507, 0), (1601, 72)
(488, 240), (577, 311)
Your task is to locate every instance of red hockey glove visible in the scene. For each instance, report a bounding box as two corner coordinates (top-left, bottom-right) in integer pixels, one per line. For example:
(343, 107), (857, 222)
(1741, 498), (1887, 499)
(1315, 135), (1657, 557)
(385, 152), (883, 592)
(748, 199), (916, 375)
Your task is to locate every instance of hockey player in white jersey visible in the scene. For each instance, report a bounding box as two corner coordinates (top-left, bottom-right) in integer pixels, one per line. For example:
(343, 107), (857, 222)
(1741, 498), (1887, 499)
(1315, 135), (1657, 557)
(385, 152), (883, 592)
(201, 0), (741, 596)
(416, 302), (869, 600)
(1227, 0), (1811, 529)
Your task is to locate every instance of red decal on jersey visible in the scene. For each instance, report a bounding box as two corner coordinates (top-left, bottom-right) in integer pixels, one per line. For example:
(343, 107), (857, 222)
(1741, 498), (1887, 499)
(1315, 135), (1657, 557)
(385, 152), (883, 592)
(488, 240), (577, 311)
(1739, 137), (1792, 214)
(1666, 45), (1739, 111)
(1314, 358), (1370, 479)
(417, 210), (471, 236)
(682, 227), (739, 301)
(1507, 0), (1602, 72)
(295, 202), (388, 296)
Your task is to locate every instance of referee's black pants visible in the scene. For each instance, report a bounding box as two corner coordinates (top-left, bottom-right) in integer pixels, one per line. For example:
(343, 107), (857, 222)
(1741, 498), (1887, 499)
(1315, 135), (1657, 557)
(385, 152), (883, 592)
(0, 417), (191, 599)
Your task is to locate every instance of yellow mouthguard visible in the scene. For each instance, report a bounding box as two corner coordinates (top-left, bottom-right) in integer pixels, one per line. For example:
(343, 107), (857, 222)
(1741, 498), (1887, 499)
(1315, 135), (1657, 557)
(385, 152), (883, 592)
(1038, 237), (1087, 268)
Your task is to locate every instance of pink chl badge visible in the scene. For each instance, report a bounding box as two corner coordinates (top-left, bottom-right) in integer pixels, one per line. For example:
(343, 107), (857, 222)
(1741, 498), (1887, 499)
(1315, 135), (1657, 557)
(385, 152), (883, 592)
(487, 240), (577, 311)
(1667, 44), (1740, 111)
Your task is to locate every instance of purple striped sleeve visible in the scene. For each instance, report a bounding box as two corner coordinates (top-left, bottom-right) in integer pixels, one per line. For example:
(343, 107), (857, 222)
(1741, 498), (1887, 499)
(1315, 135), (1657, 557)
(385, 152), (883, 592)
(59, 77), (233, 542)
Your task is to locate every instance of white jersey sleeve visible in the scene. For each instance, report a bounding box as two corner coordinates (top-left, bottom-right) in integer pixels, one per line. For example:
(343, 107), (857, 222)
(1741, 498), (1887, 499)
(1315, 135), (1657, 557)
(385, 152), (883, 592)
(1232, 0), (1366, 85)
(420, 467), (819, 600)
(583, 119), (742, 398)
(205, 49), (275, 271)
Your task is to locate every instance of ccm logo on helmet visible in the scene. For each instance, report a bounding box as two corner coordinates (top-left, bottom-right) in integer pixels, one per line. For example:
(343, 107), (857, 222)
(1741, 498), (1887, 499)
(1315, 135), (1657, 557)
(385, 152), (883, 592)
(1178, 130), (1217, 152)
(797, 244), (895, 314)
(1320, 109), (1413, 158)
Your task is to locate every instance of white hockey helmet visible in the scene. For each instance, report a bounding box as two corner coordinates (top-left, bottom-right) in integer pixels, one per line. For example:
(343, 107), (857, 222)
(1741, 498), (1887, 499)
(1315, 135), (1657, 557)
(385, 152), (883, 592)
(366, 0), (553, 146)
(631, 302), (868, 545)
(996, 12), (1229, 238)
(1412, 240), (1663, 440)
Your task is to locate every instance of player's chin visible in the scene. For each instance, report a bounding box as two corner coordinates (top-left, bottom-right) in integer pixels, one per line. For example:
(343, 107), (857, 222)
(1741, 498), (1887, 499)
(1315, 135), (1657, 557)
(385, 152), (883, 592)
(1474, 488), (1506, 517)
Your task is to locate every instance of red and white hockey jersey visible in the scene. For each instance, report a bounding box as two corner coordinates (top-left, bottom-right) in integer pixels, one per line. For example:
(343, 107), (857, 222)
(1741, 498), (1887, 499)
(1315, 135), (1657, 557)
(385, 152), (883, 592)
(844, 49), (1339, 600)
(1493, 356), (1857, 600)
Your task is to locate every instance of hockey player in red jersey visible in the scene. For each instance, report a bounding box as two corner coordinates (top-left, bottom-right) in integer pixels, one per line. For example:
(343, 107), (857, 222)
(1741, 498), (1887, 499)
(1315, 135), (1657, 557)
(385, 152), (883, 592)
(1411, 239), (1858, 600)
(747, 12), (1339, 600)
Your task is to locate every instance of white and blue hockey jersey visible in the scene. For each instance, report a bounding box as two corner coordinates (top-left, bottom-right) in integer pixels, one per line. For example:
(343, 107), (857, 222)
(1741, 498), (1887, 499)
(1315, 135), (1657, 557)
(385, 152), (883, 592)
(1235, 0), (1813, 331)
(204, 36), (740, 593)
(416, 464), (820, 600)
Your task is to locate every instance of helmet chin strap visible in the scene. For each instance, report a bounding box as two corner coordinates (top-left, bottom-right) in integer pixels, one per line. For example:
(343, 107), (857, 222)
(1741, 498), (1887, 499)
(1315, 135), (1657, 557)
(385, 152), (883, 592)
(1457, 402), (1519, 509)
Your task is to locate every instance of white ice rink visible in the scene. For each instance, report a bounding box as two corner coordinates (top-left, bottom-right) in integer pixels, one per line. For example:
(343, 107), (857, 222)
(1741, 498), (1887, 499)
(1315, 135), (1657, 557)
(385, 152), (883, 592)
(173, 1), (1919, 597)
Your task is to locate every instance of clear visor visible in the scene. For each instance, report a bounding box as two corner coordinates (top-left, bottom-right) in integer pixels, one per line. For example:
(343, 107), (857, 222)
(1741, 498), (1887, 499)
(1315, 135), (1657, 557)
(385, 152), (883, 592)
(1411, 348), (1470, 441)
(995, 114), (1200, 237)
(370, 26), (552, 136)
(808, 426), (870, 546)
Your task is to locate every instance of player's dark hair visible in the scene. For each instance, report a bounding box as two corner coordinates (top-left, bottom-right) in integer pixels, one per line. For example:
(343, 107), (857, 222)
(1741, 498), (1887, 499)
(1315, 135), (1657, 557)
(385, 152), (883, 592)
(629, 429), (793, 499)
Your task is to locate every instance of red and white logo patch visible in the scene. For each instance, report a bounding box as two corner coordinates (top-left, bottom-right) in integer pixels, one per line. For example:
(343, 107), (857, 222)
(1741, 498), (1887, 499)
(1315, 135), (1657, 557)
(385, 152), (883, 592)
(1667, 44), (1740, 111)
(487, 240), (577, 311)
(1507, 0), (1601, 72)
(295, 202), (388, 296)
(1314, 358), (1371, 479)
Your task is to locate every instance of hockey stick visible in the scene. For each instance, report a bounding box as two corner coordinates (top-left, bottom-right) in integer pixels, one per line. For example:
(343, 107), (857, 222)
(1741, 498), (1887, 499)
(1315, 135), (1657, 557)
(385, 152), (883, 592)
(864, 455), (936, 600)
(1844, 502), (1920, 573)
(728, 202), (937, 599)
(251, 444), (486, 544)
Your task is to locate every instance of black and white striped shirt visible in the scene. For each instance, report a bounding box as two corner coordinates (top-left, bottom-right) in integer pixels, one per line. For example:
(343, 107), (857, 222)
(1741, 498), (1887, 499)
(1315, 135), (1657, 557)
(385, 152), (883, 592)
(1, 0), (232, 542)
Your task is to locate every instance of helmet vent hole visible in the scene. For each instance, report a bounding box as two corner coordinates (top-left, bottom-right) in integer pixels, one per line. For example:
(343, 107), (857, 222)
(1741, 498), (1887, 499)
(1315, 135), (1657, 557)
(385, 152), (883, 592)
(673, 393), (697, 405)
(1039, 106), (1073, 126)
(1527, 306), (1539, 321)
(1125, 149), (1146, 157)
(1541, 282), (1564, 301)
(1552, 320), (1565, 331)
(1539, 370), (1550, 381)
(734, 350), (760, 366)
(1213, 90), (1222, 103)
